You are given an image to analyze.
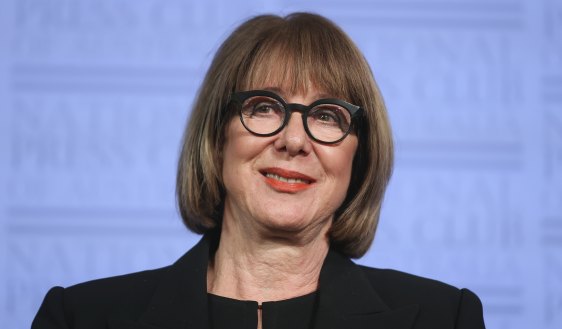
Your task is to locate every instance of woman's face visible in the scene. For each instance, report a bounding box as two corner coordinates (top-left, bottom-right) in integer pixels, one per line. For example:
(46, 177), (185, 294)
(221, 85), (359, 236)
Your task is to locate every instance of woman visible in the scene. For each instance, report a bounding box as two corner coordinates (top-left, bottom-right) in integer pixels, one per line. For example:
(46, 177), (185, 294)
(32, 13), (485, 329)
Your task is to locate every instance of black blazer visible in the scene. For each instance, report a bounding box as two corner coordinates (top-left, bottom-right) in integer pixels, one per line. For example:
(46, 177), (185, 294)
(32, 234), (485, 329)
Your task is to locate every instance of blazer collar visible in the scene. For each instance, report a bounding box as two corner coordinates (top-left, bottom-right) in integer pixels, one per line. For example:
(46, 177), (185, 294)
(109, 232), (418, 329)
(313, 249), (419, 329)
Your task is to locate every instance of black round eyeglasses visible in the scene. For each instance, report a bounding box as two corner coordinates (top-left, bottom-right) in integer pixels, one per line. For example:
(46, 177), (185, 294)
(230, 90), (363, 144)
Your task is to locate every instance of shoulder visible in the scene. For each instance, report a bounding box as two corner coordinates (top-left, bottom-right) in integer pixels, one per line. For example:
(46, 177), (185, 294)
(357, 265), (485, 328)
(33, 235), (213, 329)
(358, 265), (461, 304)
(68, 266), (171, 313)
(32, 266), (170, 328)
(64, 265), (169, 303)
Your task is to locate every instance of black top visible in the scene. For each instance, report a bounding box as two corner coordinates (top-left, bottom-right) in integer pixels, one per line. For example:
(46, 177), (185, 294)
(208, 292), (318, 329)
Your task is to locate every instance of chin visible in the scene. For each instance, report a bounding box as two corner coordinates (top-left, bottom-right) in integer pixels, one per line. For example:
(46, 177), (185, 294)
(257, 210), (330, 238)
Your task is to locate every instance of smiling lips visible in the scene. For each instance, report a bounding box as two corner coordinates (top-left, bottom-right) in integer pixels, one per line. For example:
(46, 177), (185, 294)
(261, 167), (315, 193)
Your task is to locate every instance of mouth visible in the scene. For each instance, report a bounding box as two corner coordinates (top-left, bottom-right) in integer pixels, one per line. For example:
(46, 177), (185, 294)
(259, 167), (315, 192)
(263, 172), (311, 184)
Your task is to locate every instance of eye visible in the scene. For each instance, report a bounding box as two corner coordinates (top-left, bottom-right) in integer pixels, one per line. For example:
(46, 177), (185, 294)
(309, 105), (350, 128)
(253, 102), (277, 114)
(242, 96), (284, 118)
(315, 109), (340, 123)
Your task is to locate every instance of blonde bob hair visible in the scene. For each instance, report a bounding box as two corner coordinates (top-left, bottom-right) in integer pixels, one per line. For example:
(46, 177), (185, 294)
(176, 12), (393, 258)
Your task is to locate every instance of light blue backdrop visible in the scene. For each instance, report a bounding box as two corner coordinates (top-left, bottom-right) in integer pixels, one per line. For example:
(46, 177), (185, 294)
(1, 0), (561, 328)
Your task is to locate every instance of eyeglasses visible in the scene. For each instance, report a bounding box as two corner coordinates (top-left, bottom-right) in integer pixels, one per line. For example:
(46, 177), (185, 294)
(231, 90), (363, 144)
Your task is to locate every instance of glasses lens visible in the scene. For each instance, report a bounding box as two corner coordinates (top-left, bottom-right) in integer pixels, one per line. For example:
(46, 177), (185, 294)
(240, 96), (285, 135)
(307, 104), (352, 143)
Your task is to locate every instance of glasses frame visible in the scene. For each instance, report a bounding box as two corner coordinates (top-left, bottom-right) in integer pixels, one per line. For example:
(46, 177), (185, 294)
(231, 90), (363, 144)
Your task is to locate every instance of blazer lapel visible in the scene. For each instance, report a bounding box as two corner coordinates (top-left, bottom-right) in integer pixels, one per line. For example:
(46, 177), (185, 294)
(108, 233), (217, 329)
(313, 250), (419, 329)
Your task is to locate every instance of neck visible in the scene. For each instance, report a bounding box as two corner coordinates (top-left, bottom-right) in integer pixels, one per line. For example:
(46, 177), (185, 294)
(207, 207), (330, 303)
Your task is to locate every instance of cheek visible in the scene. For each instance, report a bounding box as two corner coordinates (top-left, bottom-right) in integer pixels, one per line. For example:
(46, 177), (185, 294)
(223, 123), (267, 165)
(324, 139), (358, 180)
(223, 119), (252, 160)
(222, 123), (246, 181)
(221, 120), (271, 188)
(324, 139), (358, 208)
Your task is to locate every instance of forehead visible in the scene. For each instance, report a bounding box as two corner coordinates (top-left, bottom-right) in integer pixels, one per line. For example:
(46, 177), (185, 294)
(239, 45), (350, 101)
(247, 84), (333, 102)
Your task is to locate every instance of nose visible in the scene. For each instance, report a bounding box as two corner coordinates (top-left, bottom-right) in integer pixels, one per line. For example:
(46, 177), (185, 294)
(273, 113), (312, 157)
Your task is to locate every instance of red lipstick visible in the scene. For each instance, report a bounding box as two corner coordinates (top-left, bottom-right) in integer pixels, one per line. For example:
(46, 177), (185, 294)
(260, 167), (315, 193)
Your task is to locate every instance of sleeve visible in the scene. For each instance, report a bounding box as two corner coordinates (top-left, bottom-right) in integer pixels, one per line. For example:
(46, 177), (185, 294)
(31, 287), (71, 329)
(455, 288), (486, 329)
